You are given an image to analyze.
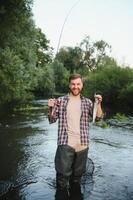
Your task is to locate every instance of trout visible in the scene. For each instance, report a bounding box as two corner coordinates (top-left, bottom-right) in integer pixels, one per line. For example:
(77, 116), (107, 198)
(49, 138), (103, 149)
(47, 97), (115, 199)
(92, 97), (98, 123)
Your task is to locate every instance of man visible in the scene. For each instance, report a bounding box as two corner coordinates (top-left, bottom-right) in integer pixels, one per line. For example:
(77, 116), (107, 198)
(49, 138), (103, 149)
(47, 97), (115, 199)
(48, 74), (102, 200)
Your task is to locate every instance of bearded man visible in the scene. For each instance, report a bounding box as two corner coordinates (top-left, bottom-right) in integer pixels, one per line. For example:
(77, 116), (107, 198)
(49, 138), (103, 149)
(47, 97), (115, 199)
(48, 74), (102, 200)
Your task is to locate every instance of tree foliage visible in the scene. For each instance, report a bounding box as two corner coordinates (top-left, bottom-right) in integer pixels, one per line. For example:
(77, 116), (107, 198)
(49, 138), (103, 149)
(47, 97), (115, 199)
(35, 28), (53, 68)
(56, 46), (83, 73)
(0, 0), (52, 105)
(33, 65), (55, 97)
(83, 61), (133, 114)
(80, 36), (111, 70)
(0, 1), (133, 116)
(55, 36), (111, 73)
(51, 60), (70, 93)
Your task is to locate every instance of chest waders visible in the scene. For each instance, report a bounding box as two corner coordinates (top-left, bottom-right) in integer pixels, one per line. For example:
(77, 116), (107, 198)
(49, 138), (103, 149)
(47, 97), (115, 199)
(55, 145), (88, 200)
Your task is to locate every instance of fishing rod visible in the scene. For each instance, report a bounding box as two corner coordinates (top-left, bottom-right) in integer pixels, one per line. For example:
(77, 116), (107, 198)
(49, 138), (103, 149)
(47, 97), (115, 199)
(50, 0), (81, 99)
(55, 1), (101, 123)
(56, 0), (81, 55)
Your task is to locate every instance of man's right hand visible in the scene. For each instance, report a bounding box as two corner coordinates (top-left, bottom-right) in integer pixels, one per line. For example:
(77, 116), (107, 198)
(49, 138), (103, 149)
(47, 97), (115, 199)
(48, 99), (56, 108)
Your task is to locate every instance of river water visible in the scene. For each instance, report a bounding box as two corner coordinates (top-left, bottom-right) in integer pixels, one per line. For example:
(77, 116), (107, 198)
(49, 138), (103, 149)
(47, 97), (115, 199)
(0, 100), (133, 200)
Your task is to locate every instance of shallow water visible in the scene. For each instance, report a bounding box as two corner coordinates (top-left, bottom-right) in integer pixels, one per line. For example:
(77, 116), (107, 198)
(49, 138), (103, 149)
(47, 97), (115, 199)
(0, 100), (133, 200)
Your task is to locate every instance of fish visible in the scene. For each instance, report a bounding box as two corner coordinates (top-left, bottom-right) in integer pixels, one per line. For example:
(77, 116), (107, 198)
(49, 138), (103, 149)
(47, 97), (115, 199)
(92, 97), (99, 123)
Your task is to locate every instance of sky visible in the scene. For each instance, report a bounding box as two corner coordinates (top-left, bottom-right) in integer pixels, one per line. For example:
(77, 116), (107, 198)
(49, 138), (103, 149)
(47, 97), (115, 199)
(32, 0), (133, 67)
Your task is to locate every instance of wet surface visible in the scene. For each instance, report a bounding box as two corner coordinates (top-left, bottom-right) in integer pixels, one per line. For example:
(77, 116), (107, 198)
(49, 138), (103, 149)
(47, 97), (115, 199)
(0, 100), (133, 200)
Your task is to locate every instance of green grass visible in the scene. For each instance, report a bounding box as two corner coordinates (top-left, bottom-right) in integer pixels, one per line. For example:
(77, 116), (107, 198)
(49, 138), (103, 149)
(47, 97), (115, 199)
(95, 121), (110, 128)
(113, 113), (128, 122)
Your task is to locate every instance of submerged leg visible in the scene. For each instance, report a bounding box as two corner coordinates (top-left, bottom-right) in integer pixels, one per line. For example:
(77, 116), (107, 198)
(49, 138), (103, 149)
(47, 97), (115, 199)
(54, 145), (75, 200)
(69, 148), (88, 200)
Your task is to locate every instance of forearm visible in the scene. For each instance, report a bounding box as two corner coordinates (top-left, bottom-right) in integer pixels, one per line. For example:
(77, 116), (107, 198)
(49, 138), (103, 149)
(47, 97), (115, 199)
(48, 106), (58, 124)
(96, 103), (103, 119)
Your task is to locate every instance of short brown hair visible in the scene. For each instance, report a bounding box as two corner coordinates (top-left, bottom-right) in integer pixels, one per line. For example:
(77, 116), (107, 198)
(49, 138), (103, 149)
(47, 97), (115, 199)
(69, 74), (83, 83)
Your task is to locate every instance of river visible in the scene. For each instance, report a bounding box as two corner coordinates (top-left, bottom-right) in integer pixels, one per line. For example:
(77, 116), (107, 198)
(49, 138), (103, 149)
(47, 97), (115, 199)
(0, 100), (133, 200)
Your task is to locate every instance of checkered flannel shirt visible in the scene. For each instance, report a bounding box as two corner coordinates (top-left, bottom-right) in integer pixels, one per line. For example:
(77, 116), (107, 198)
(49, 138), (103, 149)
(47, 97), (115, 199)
(48, 95), (93, 145)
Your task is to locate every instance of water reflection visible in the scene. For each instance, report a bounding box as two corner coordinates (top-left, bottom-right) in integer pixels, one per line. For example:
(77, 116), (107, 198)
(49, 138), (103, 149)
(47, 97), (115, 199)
(0, 100), (133, 200)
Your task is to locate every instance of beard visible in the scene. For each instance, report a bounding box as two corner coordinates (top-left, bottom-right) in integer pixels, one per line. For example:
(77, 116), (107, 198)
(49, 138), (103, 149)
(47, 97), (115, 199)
(70, 88), (82, 96)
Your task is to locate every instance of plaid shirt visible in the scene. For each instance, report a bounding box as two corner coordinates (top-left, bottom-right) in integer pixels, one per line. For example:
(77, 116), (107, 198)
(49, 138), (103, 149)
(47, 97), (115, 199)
(48, 95), (93, 145)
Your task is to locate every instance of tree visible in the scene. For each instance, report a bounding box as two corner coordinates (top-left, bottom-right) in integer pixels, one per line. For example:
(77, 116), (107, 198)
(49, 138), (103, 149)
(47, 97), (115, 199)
(33, 65), (55, 97)
(80, 36), (111, 70)
(84, 62), (133, 114)
(55, 46), (81, 73)
(0, 0), (34, 48)
(0, 0), (53, 105)
(55, 36), (111, 73)
(51, 60), (70, 93)
(35, 28), (53, 68)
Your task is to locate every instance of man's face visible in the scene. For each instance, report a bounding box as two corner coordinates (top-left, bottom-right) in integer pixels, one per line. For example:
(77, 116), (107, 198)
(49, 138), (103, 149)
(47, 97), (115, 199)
(69, 78), (83, 96)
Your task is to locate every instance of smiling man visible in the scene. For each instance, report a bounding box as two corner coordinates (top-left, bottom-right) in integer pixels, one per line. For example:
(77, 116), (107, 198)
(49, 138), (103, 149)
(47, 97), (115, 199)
(48, 74), (102, 200)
